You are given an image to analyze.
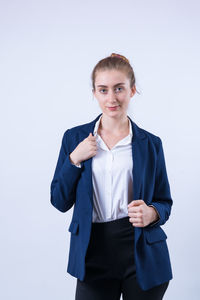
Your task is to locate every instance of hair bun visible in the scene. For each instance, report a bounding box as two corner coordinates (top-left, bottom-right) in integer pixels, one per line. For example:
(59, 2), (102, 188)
(110, 53), (129, 64)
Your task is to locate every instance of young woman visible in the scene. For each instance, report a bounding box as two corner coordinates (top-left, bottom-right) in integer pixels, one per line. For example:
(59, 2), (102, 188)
(50, 53), (173, 300)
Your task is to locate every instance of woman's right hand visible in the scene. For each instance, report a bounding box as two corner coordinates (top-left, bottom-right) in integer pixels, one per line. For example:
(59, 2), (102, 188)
(69, 133), (98, 165)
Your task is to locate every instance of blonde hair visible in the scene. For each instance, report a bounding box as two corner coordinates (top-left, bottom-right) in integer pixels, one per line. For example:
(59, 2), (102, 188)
(91, 53), (139, 94)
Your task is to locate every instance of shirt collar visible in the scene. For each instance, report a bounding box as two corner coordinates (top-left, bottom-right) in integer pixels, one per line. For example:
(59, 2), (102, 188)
(93, 114), (133, 140)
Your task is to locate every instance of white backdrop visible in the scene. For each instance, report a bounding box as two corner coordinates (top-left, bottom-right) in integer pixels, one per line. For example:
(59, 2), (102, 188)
(1, 0), (200, 299)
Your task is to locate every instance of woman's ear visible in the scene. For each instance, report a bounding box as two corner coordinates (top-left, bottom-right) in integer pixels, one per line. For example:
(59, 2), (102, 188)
(130, 86), (136, 97)
(92, 89), (96, 101)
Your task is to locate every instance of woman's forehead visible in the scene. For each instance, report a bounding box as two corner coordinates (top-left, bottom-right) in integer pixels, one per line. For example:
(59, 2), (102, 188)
(95, 70), (128, 86)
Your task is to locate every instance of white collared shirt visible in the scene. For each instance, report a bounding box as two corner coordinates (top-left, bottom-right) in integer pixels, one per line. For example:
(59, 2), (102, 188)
(91, 115), (133, 223)
(69, 116), (161, 225)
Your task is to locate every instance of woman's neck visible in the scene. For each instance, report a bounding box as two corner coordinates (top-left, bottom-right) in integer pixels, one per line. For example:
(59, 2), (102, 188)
(99, 114), (129, 135)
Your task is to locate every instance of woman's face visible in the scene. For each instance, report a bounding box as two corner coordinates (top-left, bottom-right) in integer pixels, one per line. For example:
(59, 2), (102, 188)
(93, 69), (136, 119)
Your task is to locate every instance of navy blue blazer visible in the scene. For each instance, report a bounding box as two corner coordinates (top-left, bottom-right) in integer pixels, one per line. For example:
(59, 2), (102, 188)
(50, 113), (173, 291)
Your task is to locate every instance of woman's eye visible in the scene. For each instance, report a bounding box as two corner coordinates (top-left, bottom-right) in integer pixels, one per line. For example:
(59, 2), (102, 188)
(99, 87), (123, 93)
(100, 89), (107, 93)
(116, 87), (123, 92)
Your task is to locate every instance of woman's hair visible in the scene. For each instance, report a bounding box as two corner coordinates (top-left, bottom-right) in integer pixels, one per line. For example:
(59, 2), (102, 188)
(91, 53), (139, 94)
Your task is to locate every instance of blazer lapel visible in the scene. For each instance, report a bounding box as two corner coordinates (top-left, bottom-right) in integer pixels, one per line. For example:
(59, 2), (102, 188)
(82, 113), (148, 209)
(131, 120), (148, 201)
(82, 114), (101, 206)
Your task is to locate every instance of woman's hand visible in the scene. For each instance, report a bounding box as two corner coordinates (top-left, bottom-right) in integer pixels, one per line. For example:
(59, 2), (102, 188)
(69, 133), (98, 165)
(127, 200), (159, 227)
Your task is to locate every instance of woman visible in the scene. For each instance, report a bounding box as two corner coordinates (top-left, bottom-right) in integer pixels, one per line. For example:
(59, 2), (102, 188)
(50, 53), (173, 300)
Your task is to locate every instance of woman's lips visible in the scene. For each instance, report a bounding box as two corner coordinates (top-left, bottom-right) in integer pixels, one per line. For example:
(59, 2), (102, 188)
(107, 106), (119, 111)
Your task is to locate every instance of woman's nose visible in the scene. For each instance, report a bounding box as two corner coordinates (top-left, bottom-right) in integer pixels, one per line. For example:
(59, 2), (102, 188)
(107, 90), (117, 102)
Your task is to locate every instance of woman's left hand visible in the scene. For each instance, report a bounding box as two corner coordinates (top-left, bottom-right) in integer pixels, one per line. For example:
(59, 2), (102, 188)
(127, 200), (159, 227)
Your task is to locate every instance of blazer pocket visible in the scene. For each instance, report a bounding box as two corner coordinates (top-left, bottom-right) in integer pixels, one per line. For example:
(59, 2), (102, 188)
(145, 226), (167, 244)
(68, 220), (79, 235)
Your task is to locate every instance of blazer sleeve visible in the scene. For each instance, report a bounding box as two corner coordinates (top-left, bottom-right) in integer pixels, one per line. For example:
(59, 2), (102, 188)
(50, 130), (83, 213)
(147, 137), (173, 227)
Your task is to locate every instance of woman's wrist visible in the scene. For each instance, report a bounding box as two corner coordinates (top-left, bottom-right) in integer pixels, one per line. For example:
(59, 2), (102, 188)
(69, 152), (80, 165)
(148, 205), (159, 223)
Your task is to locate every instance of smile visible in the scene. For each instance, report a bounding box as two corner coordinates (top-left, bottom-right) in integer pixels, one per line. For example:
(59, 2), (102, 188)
(107, 106), (119, 110)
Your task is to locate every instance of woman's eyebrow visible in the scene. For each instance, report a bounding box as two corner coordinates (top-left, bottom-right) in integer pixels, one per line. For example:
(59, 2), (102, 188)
(97, 82), (125, 87)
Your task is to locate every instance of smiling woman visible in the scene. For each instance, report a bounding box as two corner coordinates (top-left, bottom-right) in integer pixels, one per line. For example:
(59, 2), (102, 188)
(91, 54), (138, 136)
(92, 70), (135, 134)
(50, 53), (173, 300)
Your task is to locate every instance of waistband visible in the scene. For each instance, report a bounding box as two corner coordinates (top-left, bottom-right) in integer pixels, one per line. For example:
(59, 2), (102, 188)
(91, 216), (131, 227)
(90, 216), (134, 239)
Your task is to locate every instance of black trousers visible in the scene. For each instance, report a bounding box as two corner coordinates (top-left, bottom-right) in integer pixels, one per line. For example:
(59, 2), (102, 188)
(75, 216), (169, 300)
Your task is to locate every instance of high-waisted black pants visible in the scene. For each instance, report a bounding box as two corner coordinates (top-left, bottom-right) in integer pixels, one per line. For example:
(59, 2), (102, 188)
(75, 216), (169, 300)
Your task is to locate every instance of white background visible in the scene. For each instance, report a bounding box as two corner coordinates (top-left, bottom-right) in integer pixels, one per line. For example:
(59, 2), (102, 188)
(1, 0), (200, 299)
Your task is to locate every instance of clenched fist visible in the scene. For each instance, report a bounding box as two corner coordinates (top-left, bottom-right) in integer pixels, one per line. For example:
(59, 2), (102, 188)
(127, 200), (159, 227)
(69, 132), (98, 165)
